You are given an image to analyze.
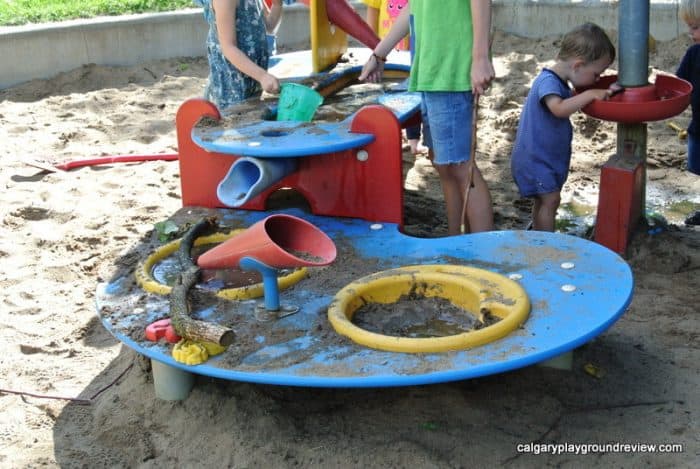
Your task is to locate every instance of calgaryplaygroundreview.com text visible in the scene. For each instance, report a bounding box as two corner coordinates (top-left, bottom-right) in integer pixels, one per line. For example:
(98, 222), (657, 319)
(516, 442), (684, 455)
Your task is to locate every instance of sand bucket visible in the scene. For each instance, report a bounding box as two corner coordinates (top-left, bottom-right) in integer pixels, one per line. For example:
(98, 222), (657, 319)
(196, 214), (337, 269)
(276, 83), (323, 122)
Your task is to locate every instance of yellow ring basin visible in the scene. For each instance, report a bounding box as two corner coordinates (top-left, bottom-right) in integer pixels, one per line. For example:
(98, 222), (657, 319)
(327, 265), (530, 353)
(136, 231), (307, 300)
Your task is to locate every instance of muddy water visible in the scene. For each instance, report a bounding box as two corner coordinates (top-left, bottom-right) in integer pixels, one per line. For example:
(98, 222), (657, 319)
(557, 184), (700, 236)
(150, 244), (304, 292)
(353, 295), (501, 338)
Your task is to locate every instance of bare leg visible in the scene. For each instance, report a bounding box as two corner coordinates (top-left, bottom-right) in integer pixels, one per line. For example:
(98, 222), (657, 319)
(409, 139), (428, 155)
(532, 192), (560, 232)
(464, 165), (494, 233)
(436, 162), (493, 235)
(435, 162), (467, 235)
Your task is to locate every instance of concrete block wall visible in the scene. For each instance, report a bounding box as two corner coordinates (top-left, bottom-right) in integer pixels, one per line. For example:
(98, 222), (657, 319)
(0, 10), (207, 89)
(0, 3), (316, 89)
(497, 0), (683, 40)
(0, 0), (685, 89)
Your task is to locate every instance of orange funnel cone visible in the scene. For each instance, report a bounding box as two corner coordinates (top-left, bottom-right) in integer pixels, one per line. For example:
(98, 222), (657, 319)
(325, 0), (380, 49)
(196, 214), (337, 270)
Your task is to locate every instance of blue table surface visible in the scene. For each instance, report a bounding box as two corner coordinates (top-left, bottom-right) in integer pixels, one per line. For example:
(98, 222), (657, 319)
(96, 208), (634, 388)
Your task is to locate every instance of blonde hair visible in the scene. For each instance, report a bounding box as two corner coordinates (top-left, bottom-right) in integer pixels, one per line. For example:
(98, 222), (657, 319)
(680, 0), (700, 23)
(557, 22), (616, 64)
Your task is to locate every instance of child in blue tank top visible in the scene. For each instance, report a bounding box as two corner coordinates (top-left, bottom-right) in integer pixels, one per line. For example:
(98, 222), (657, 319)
(195, 0), (283, 113)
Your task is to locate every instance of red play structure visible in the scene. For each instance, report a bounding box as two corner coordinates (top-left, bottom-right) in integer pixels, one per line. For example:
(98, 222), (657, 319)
(175, 98), (406, 226)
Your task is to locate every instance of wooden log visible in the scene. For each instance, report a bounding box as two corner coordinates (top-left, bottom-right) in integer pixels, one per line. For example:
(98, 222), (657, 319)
(169, 217), (235, 347)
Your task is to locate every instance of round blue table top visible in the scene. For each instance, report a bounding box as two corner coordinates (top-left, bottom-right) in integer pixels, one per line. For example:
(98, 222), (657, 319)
(96, 208), (633, 388)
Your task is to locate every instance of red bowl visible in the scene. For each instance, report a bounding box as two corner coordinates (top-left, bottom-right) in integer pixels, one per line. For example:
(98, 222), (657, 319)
(577, 74), (691, 123)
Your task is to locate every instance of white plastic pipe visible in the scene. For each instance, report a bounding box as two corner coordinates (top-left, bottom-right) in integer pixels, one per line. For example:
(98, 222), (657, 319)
(151, 360), (195, 401)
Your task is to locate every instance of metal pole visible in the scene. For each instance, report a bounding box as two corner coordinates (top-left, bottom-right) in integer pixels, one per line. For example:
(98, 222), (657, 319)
(616, 0), (650, 214)
(618, 0), (650, 87)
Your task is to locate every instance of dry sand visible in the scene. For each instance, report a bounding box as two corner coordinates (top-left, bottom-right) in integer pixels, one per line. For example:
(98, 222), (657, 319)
(0, 31), (698, 467)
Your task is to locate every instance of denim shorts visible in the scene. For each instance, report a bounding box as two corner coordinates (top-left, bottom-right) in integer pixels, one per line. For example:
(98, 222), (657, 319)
(421, 91), (474, 165)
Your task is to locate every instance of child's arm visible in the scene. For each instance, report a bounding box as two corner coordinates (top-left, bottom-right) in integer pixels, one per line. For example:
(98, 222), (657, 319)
(359, 6), (410, 82)
(263, 0), (283, 34)
(544, 88), (615, 119)
(213, 0), (280, 93)
(373, 5), (410, 56)
(470, 0), (495, 96)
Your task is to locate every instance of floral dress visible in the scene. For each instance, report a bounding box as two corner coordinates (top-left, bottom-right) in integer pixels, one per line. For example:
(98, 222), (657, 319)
(196, 0), (270, 112)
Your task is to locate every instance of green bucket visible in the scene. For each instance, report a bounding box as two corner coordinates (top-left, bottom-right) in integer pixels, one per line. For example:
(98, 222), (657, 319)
(277, 83), (323, 122)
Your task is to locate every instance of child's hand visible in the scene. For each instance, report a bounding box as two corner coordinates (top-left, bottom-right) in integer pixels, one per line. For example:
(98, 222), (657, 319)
(359, 55), (384, 83)
(608, 82), (625, 97)
(591, 83), (624, 101)
(589, 88), (614, 101)
(471, 56), (495, 96)
(260, 72), (280, 94)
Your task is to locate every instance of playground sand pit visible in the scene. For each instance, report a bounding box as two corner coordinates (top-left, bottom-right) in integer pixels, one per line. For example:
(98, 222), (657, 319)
(1, 32), (698, 467)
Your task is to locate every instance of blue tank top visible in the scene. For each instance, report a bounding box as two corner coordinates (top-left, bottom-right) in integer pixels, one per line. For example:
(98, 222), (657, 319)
(197, 0), (270, 112)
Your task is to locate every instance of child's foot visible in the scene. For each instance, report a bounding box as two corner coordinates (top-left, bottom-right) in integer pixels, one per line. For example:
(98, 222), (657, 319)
(685, 210), (700, 226)
(409, 139), (429, 155)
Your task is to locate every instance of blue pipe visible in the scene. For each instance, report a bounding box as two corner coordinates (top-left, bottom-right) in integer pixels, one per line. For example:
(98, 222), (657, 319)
(217, 156), (298, 207)
(239, 257), (281, 311)
(618, 0), (649, 87)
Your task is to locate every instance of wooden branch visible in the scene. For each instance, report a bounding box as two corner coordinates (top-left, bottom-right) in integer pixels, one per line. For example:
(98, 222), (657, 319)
(169, 217), (235, 347)
(176, 216), (217, 268)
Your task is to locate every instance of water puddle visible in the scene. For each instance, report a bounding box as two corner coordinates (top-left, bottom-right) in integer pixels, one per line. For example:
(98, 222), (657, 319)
(557, 183), (700, 236)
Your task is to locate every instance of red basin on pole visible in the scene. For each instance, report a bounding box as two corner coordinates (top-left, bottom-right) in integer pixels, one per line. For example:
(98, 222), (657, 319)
(578, 74), (692, 123)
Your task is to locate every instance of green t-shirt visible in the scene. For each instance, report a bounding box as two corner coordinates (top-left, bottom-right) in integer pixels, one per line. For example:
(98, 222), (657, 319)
(408, 0), (473, 92)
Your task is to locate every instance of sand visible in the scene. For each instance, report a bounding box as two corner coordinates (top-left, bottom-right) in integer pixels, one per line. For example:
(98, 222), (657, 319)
(0, 31), (698, 468)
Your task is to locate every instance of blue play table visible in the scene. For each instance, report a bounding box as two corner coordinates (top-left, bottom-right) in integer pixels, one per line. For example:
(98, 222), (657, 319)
(96, 208), (633, 389)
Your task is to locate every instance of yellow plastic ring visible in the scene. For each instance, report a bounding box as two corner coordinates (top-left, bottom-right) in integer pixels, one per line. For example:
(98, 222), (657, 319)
(327, 265), (530, 353)
(136, 231), (308, 300)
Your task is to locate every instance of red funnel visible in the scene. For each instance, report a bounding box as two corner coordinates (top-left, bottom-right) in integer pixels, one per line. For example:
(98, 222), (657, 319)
(325, 0), (380, 49)
(196, 214), (337, 269)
